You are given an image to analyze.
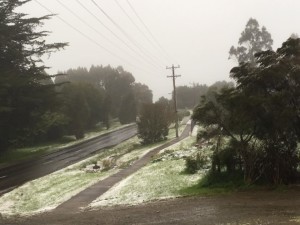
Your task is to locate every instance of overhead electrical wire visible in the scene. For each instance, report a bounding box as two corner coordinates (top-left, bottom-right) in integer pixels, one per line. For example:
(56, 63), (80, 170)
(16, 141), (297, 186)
(90, 0), (165, 68)
(113, 0), (169, 65)
(55, 0), (156, 72)
(126, 0), (178, 65)
(75, 0), (161, 71)
(34, 0), (151, 74)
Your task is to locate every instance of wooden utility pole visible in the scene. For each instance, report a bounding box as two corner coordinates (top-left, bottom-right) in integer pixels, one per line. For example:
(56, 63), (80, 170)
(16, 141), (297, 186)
(167, 64), (181, 138)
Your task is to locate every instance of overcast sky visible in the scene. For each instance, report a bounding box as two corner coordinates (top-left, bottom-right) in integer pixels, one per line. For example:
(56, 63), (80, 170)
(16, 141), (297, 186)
(20, 0), (300, 100)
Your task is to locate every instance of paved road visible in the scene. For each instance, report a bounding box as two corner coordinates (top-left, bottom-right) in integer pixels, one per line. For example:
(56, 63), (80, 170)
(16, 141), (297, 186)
(0, 125), (137, 195)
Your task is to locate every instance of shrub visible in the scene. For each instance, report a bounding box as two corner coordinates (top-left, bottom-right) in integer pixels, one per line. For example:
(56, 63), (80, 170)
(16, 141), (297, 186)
(199, 170), (244, 188)
(101, 157), (116, 171)
(137, 103), (171, 144)
(185, 153), (208, 174)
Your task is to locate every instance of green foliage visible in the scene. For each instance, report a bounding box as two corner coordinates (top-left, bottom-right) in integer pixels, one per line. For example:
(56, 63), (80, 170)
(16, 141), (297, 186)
(185, 153), (208, 174)
(61, 83), (104, 139)
(132, 82), (153, 113)
(137, 103), (171, 144)
(217, 145), (239, 173)
(118, 91), (137, 124)
(155, 97), (175, 124)
(0, 0), (67, 149)
(56, 65), (152, 126)
(199, 170), (245, 188)
(176, 82), (234, 110)
(33, 111), (69, 141)
(194, 37), (300, 185)
(176, 84), (208, 109)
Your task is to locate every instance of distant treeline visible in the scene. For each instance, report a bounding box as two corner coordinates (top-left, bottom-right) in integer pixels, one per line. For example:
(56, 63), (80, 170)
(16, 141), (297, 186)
(54, 65), (153, 139)
(176, 81), (234, 109)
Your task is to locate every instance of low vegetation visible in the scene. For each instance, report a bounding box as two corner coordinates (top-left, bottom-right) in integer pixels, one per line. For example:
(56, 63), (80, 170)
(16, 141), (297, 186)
(0, 124), (183, 216)
(89, 136), (203, 208)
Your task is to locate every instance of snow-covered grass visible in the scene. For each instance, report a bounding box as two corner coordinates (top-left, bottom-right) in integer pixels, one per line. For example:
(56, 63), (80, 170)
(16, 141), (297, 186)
(0, 135), (141, 216)
(90, 159), (201, 207)
(0, 123), (186, 216)
(89, 136), (213, 208)
(291, 217), (300, 223)
(0, 169), (114, 216)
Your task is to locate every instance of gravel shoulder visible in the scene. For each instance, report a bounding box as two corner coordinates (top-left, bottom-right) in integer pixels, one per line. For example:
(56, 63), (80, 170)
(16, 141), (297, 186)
(2, 188), (300, 225)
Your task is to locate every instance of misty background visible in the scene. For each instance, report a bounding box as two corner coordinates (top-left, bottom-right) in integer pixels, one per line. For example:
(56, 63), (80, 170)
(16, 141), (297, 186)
(20, 0), (299, 100)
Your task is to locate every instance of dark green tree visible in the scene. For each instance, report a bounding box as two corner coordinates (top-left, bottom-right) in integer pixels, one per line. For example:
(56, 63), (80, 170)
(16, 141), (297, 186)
(229, 18), (273, 64)
(132, 82), (153, 113)
(194, 38), (300, 185)
(137, 103), (170, 144)
(231, 38), (300, 184)
(176, 84), (208, 109)
(61, 83), (104, 139)
(118, 91), (137, 124)
(0, 0), (67, 149)
(56, 65), (152, 127)
(155, 97), (174, 126)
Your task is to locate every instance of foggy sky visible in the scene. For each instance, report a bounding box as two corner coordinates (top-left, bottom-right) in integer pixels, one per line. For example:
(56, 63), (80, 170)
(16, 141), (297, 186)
(20, 0), (300, 100)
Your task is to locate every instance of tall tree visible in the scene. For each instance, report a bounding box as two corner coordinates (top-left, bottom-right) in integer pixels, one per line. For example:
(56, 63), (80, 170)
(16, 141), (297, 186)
(56, 65), (152, 125)
(229, 18), (273, 64)
(118, 91), (137, 124)
(61, 83), (104, 139)
(176, 84), (208, 109)
(0, 0), (67, 149)
(194, 38), (300, 185)
(132, 82), (153, 113)
(137, 103), (170, 144)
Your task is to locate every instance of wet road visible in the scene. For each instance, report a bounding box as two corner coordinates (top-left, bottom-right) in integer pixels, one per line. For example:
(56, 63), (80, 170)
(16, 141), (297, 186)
(0, 125), (137, 195)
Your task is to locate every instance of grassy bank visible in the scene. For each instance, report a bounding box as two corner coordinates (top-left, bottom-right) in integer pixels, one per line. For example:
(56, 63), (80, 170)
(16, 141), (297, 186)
(89, 136), (213, 208)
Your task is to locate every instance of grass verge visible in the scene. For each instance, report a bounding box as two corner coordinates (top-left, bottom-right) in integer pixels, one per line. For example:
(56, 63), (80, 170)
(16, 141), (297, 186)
(0, 120), (130, 166)
(90, 136), (205, 208)
(0, 124), (184, 216)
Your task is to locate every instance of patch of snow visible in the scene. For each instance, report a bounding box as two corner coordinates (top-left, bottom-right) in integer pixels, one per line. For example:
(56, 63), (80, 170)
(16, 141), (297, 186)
(89, 159), (202, 209)
(192, 125), (199, 137)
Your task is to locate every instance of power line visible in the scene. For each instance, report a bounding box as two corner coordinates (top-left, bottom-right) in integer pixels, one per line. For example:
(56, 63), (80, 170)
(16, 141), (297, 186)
(127, 0), (178, 64)
(76, 0), (161, 71)
(34, 0), (149, 74)
(167, 64), (181, 138)
(90, 0), (165, 68)
(56, 0), (112, 47)
(113, 0), (169, 65)
(55, 0), (156, 72)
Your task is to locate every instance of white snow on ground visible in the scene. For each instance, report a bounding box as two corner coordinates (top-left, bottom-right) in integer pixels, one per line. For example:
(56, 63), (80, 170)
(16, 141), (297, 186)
(0, 122), (197, 216)
(0, 164), (116, 216)
(192, 125), (199, 137)
(90, 159), (202, 208)
(0, 128), (182, 216)
(89, 136), (210, 209)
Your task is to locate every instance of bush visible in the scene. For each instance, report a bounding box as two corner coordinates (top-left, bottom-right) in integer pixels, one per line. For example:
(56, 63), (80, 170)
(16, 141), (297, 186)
(199, 170), (244, 188)
(101, 157), (116, 171)
(185, 153), (208, 174)
(137, 103), (171, 144)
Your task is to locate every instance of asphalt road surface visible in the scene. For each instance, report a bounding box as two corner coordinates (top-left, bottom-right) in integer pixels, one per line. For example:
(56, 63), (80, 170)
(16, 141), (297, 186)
(0, 125), (137, 195)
